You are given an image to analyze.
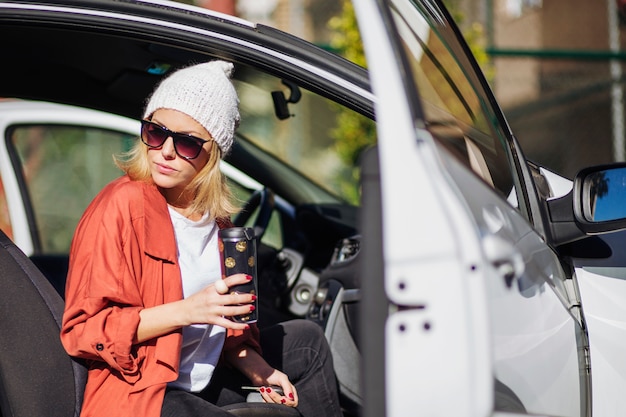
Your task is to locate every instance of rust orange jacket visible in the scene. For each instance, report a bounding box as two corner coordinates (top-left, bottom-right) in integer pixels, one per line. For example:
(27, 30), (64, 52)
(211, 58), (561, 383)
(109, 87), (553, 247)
(60, 175), (260, 417)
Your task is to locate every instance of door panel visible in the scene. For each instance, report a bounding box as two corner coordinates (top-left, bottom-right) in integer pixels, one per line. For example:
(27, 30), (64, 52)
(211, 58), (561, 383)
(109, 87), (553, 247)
(572, 230), (626, 416)
(444, 149), (585, 416)
(353, 0), (587, 416)
(353, 0), (493, 415)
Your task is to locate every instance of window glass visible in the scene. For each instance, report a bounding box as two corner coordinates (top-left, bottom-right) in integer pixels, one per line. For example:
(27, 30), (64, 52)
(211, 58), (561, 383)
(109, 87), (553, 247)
(234, 67), (374, 206)
(0, 174), (13, 240)
(9, 125), (134, 253)
(391, 3), (519, 207)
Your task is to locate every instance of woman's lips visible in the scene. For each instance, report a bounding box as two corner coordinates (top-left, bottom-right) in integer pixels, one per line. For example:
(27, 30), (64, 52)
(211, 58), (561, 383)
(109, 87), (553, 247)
(155, 162), (177, 174)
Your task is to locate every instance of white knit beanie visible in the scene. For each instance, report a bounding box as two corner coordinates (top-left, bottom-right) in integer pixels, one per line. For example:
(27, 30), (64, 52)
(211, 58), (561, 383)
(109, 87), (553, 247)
(143, 61), (240, 156)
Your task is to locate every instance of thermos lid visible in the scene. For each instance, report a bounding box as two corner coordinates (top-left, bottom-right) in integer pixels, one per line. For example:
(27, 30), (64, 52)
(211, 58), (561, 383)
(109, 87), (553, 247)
(218, 227), (256, 240)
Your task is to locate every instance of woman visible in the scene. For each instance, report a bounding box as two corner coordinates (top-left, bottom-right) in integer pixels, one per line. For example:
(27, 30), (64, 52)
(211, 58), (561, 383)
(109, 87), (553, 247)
(61, 61), (342, 417)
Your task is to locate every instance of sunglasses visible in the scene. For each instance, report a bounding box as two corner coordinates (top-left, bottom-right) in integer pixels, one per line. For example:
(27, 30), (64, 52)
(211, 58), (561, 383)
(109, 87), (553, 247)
(140, 120), (210, 160)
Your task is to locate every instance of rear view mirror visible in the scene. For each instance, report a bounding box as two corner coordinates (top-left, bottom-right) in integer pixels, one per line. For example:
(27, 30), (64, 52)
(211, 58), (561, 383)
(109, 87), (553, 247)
(574, 163), (626, 233)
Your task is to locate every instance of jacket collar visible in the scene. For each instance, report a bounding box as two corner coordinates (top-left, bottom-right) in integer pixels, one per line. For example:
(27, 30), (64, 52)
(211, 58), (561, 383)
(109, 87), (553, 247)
(142, 183), (178, 263)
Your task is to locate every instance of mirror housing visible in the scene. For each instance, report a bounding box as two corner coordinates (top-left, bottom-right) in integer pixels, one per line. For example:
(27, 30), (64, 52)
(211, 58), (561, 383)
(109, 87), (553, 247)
(573, 163), (626, 233)
(547, 162), (626, 246)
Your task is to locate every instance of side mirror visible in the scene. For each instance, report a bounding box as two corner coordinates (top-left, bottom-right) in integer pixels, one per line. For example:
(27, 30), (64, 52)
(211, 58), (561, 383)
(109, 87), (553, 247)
(547, 162), (626, 246)
(573, 163), (626, 233)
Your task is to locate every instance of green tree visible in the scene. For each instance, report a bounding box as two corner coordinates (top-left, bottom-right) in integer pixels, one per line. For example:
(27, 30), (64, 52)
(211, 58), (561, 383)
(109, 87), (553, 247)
(327, 0), (490, 194)
(327, 1), (376, 205)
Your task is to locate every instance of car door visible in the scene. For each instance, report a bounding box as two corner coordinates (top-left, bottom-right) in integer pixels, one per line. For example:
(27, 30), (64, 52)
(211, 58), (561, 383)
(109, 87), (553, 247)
(569, 230), (626, 416)
(353, 0), (588, 416)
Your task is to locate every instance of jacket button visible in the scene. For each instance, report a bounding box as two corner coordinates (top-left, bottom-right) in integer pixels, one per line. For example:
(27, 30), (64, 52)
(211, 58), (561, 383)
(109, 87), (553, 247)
(96, 343), (104, 351)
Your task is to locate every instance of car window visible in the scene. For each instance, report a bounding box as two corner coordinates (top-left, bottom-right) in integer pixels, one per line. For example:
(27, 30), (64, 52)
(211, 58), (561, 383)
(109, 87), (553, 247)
(234, 67), (372, 206)
(8, 125), (134, 254)
(390, 2), (519, 208)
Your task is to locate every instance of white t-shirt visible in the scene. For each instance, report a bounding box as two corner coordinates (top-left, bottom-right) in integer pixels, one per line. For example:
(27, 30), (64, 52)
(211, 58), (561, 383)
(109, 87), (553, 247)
(167, 207), (226, 392)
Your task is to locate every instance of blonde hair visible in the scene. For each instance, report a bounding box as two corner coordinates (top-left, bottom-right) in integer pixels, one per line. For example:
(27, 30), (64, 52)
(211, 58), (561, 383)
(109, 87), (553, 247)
(115, 140), (239, 220)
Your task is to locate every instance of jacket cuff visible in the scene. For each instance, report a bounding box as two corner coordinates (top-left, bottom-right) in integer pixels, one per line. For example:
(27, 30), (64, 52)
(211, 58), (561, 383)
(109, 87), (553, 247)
(92, 306), (143, 381)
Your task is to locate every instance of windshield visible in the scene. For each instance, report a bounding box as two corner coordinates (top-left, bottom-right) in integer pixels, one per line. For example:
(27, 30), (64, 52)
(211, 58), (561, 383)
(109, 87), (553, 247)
(234, 66), (373, 206)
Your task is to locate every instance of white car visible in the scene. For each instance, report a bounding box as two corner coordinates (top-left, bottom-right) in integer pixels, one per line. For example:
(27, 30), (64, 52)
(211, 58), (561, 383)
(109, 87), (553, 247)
(1, 1), (626, 417)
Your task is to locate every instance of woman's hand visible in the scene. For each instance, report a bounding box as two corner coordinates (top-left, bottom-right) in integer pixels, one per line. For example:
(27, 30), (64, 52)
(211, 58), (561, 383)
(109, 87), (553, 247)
(135, 273), (254, 343)
(182, 273), (255, 330)
(257, 369), (298, 407)
(225, 346), (298, 408)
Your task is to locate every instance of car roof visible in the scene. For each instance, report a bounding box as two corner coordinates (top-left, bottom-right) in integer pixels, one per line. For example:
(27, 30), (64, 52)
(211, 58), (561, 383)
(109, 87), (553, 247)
(0, 0), (373, 120)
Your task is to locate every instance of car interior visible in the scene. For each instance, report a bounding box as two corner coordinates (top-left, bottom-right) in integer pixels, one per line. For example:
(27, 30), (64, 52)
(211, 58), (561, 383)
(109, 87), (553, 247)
(2, 132), (365, 417)
(0, 7), (371, 417)
(2, 90), (366, 417)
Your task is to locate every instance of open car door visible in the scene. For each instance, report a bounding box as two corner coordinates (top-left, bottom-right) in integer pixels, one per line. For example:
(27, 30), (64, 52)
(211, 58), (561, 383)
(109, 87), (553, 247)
(354, 0), (590, 416)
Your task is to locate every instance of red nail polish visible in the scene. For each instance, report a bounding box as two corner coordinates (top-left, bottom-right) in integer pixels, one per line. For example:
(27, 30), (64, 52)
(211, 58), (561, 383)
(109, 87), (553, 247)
(244, 325), (250, 330)
(289, 393), (294, 400)
(260, 387), (265, 393)
(266, 387), (272, 393)
(281, 398), (286, 404)
(246, 275), (253, 281)
(251, 295), (257, 301)
(250, 305), (256, 312)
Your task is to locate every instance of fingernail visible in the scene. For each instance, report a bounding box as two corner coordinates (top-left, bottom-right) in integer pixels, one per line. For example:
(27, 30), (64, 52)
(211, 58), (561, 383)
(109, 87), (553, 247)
(251, 295), (257, 301)
(244, 325), (250, 330)
(260, 387), (265, 393)
(246, 275), (253, 281)
(289, 393), (294, 400)
(250, 305), (256, 312)
(266, 387), (272, 393)
(281, 398), (286, 404)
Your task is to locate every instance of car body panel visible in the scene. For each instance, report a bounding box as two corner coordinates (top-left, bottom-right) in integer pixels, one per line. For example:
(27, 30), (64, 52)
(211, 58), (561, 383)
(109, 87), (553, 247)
(570, 230), (626, 416)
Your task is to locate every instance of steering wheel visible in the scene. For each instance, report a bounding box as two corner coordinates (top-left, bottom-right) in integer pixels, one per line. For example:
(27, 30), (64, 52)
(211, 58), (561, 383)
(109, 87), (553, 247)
(233, 187), (275, 240)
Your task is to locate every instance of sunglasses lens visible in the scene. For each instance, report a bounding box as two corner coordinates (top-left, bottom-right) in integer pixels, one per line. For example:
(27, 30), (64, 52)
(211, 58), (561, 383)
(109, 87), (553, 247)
(173, 137), (203, 159)
(142, 122), (168, 147)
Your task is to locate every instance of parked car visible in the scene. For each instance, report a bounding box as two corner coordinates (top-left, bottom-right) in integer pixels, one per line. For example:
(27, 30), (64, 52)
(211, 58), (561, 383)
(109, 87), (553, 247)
(2, 1), (626, 416)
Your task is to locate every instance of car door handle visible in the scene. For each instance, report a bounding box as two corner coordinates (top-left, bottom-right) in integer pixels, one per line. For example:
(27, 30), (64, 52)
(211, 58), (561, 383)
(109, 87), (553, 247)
(482, 235), (525, 288)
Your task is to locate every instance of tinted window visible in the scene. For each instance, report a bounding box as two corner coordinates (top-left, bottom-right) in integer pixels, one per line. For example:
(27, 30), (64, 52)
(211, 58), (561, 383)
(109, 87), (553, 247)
(9, 125), (134, 253)
(234, 67), (374, 206)
(391, 3), (519, 207)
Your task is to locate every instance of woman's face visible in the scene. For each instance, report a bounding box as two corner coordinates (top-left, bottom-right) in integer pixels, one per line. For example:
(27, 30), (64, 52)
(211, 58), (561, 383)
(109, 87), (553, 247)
(146, 108), (213, 203)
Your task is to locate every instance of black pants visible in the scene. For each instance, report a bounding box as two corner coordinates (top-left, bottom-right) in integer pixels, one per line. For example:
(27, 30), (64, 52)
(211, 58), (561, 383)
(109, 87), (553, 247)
(161, 319), (342, 417)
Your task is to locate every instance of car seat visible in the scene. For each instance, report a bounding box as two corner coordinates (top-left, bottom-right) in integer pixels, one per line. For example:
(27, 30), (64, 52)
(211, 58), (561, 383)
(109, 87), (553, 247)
(0, 230), (299, 417)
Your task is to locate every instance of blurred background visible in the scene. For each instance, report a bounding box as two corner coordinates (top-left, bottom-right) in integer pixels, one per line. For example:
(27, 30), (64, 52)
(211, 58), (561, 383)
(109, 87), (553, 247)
(181, 0), (626, 180)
